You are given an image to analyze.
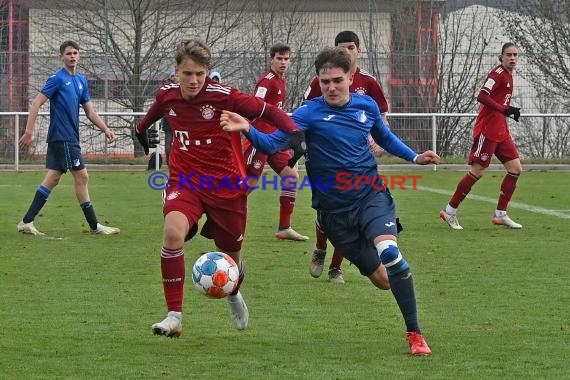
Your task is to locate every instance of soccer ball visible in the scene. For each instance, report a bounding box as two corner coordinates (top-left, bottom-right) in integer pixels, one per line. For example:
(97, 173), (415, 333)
(192, 251), (239, 298)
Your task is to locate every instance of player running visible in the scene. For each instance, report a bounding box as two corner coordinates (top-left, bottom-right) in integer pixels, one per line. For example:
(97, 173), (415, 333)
(221, 47), (438, 355)
(305, 31), (391, 283)
(135, 38), (304, 337)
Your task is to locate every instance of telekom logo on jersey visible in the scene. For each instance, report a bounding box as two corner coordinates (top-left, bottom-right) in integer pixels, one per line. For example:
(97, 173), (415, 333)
(147, 171), (422, 192)
(174, 130), (212, 150)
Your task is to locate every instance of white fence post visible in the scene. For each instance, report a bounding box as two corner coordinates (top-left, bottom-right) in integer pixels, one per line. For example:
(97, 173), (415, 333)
(154, 124), (161, 171)
(432, 114), (437, 171)
(15, 114), (20, 171)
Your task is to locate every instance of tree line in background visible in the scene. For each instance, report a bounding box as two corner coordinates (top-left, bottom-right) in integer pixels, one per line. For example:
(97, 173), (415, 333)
(2, 0), (569, 159)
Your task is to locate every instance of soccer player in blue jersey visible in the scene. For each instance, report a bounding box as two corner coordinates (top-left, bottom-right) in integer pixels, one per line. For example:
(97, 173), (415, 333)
(17, 41), (120, 236)
(220, 47), (439, 355)
(306, 30), (394, 283)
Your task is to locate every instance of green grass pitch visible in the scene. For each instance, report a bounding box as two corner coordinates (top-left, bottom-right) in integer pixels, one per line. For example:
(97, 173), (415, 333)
(1, 169), (568, 379)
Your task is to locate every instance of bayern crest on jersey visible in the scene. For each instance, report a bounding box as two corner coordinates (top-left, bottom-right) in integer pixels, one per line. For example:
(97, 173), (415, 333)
(481, 153), (489, 162)
(355, 87), (366, 95)
(200, 105), (215, 120)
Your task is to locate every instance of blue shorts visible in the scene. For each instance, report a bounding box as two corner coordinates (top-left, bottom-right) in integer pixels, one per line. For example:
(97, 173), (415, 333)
(46, 142), (85, 172)
(317, 188), (398, 276)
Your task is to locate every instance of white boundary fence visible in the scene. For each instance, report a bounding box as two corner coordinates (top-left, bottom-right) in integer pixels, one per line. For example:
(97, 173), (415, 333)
(3, 111), (570, 171)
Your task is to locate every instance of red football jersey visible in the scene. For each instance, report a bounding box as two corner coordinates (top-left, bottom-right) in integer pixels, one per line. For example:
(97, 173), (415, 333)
(137, 78), (296, 199)
(473, 64), (513, 142)
(304, 67), (389, 113)
(251, 69), (286, 133)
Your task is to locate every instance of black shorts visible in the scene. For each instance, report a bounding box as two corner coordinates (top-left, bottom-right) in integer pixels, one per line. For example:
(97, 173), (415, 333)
(46, 141), (85, 172)
(317, 189), (398, 276)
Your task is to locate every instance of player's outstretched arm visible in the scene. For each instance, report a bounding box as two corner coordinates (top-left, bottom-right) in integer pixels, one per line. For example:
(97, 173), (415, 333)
(220, 110), (250, 133)
(221, 110), (303, 162)
(414, 150), (440, 165)
(370, 122), (439, 165)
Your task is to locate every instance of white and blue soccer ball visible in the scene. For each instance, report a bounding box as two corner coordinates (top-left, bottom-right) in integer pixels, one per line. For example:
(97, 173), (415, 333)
(192, 251), (239, 298)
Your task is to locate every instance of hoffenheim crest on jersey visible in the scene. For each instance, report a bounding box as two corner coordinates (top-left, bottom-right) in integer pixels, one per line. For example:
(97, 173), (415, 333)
(359, 110), (367, 123)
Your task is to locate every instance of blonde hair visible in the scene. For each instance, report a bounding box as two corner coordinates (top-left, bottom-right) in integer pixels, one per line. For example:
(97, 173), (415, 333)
(175, 39), (211, 67)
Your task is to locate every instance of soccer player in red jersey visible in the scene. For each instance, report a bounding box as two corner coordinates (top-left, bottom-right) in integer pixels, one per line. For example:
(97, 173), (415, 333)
(244, 43), (308, 242)
(135, 39), (302, 337)
(305, 31), (391, 284)
(305, 31), (389, 129)
(440, 42), (523, 230)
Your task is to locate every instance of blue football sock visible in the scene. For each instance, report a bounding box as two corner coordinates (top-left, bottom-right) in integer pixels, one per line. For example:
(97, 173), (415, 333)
(23, 185), (51, 223)
(377, 240), (420, 333)
(389, 269), (420, 333)
(80, 202), (98, 230)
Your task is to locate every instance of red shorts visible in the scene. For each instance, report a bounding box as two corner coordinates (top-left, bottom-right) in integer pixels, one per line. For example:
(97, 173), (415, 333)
(244, 145), (292, 177)
(468, 134), (519, 168)
(163, 185), (247, 252)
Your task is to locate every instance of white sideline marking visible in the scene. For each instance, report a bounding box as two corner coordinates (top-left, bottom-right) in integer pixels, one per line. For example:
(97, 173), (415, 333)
(418, 186), (570, 219)
(39, 236), (68, 241)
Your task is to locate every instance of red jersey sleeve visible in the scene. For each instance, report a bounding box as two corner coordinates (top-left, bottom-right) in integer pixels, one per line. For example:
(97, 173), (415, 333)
(366, 79), (389, 113)
(135, 90), (166, 133)
(477, 69), (509, 113)
(303, 76), (321, 100)
(229, 89), (298, 134)
(477, 91), (508, 113)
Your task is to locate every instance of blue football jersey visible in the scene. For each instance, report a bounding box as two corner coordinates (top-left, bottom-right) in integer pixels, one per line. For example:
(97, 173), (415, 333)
(246, 93), (417, 213)
(41, 68), (91, 143)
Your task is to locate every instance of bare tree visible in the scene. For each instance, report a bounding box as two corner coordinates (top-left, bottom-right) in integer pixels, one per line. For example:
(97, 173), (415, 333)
(499, 0), (570, 157)
(381, 1), (444, 152)
(436, 4), (497, 156)
(363, 2), (496, 155)
(513, 87), (570, 158)
(34, 0), (247, 155)
(247, 0), (321, 111)
(500, 0), (570, 99)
